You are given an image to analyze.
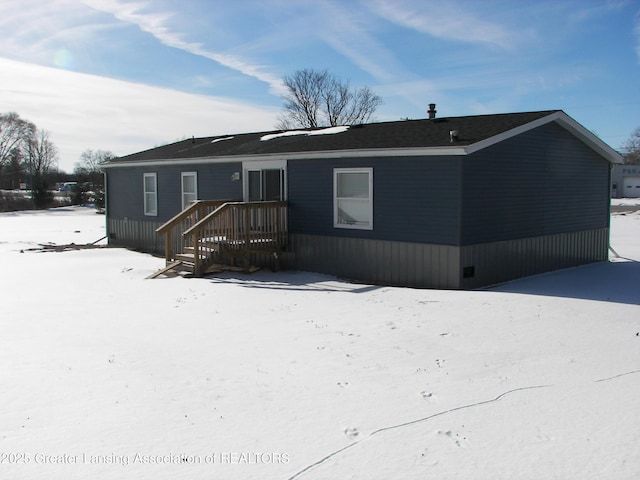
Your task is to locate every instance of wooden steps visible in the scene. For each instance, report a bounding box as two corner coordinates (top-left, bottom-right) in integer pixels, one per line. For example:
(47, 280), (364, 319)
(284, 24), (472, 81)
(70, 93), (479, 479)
(146, 260), (191, 279)
(147, 259), (261, 279)
(155, 200), (287, 278)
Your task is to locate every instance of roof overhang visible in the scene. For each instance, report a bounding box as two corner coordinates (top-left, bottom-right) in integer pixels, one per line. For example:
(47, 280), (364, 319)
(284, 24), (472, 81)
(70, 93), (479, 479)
(466, 110), (623, 164)
(102, 111), (623, 169)
(101, 146), (468, 169)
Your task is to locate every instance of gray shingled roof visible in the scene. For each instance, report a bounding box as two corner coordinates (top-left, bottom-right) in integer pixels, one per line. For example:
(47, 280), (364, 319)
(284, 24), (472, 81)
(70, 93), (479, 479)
(109, 110), (561, 164)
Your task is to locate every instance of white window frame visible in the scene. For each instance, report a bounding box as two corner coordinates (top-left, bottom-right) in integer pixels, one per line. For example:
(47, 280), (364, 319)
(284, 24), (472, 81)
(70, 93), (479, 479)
(242, 159), (287, 202)
(181, 171), (198, 210)
(333, 167), (373, 230)
(143, 172), (157, 216)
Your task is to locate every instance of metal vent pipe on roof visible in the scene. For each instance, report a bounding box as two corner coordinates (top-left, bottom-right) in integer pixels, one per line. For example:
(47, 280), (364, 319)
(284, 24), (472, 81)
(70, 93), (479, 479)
(428, 103), (437, 119)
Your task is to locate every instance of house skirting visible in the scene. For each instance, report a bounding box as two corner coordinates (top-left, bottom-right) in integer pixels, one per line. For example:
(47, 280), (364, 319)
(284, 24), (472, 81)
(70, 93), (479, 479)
(287, 228), (609, 289)
(108, 218), (164, 253)
(459, 227), (609, 289)
(286, 234), (461, 289)
(107, 218), (609, 289)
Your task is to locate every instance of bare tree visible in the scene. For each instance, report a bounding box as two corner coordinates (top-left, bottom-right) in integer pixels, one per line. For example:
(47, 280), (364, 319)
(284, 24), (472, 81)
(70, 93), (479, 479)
(276, 69), (382, 130)
(23, 129), (58, 207)
(24, 129), (58, 177)
(0, 150), (25, 190)
(74, 149), (114, 186)
(0, 112), (36, 169)
(73, 149), (113, 208)
(622, 127), (640, 165)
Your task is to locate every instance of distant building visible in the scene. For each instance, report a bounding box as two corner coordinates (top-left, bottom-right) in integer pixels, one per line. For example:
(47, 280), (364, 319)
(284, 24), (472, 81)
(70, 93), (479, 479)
(611, 164), (640, 198)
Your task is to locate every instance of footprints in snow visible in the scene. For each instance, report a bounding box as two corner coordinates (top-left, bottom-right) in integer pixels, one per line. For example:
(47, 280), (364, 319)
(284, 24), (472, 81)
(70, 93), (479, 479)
(173, 290), (206, 308)
(343, 427), (359, 440)
(436, 429), (468, 448)
(341, 425), (467, 448)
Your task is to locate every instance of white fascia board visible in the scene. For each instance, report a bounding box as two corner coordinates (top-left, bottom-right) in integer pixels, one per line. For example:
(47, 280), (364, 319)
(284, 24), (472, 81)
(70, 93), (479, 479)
(465, 111), (623, 164)
(101, 146), (468, 169)
(553, 113), (624, 164)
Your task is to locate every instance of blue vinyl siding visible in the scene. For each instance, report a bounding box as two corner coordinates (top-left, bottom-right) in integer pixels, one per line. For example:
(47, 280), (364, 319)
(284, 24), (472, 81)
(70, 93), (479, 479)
(106, 162), (243, 222)
(287, 156), (461, 245)
(461, 122), (610, 245)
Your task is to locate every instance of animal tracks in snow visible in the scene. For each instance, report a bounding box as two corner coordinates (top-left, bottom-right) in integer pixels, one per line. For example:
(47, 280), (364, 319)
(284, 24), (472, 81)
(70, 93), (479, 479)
(436, 429), (469, 448)
(172, 289), (205, 308)
(343, 427), (359, 440)
(286, 384), (552, 480)
(286, 370), (640, 479)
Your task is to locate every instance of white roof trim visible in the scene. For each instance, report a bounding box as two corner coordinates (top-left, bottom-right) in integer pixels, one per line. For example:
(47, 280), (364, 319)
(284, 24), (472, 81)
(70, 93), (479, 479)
(101, 146), (468, 169)
(103, 111), (623, 169)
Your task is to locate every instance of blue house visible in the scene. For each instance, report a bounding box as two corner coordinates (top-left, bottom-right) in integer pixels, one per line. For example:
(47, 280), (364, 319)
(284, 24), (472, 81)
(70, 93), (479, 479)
(102, 109), (622, 288)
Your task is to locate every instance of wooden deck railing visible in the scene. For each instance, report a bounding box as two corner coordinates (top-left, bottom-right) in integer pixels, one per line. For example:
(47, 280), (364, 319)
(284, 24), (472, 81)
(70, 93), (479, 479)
(156, 200), (233, 264)
(183, 201), (288, 275)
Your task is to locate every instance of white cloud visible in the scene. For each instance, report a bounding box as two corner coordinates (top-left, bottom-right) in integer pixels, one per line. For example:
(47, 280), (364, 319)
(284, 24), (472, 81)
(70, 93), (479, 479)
(0, 58), (279, 172)
(82, 0), (286, 95)
(0, 1), (112, 66)
(310, 1), (406, 83)
(366, 0), (516, 50)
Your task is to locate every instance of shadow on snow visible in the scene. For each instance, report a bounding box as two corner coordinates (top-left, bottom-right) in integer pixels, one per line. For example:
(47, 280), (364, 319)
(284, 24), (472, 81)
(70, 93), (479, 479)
(205, 270), (384, 294)
(204, 259), (639, 305)
(488, 259), (640, 306)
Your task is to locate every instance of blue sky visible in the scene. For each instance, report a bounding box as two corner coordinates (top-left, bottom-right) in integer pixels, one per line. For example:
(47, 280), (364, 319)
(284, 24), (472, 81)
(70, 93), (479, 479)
(0, 0), (638, 172)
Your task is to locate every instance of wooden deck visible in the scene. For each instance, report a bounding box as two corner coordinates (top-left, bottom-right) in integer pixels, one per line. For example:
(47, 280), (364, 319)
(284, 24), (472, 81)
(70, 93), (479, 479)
(154, 200), (288, 277)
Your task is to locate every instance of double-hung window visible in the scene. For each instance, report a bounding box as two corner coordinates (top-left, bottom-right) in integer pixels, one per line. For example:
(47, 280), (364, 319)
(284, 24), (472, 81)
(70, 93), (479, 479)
(334, 168), (373, 229)
(143, 173), (157, 216)
(181, 172), (198, 210)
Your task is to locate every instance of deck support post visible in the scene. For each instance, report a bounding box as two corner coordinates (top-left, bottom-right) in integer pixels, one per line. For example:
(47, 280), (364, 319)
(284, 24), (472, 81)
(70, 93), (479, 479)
(193, 229), (200, 276)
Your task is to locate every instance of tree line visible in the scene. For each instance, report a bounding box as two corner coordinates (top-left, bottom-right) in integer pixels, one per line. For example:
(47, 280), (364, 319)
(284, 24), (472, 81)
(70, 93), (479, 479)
(0, 112), (113, 209)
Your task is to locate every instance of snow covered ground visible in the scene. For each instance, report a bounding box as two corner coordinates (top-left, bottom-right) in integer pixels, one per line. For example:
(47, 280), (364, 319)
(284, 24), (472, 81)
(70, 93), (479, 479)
(0, 206), (638, 480)
(611, 197), (640, 207)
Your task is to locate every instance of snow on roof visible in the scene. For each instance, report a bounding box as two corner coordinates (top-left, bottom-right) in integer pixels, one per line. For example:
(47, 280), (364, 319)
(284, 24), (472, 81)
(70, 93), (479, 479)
(211, 136), (234, 143)
(260, 125), (349, 141)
